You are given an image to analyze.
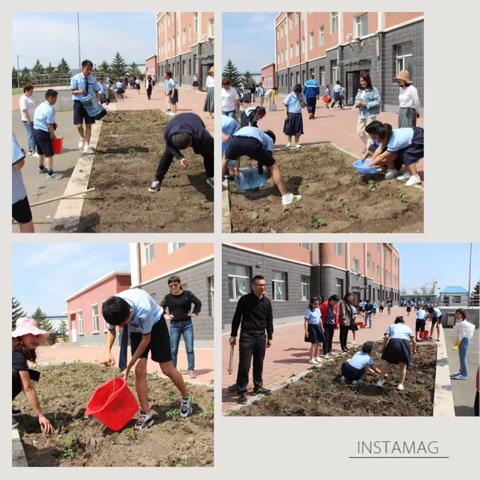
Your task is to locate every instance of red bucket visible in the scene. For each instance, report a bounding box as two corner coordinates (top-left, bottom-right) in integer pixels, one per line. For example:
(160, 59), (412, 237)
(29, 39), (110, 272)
(356, 321), (365, 329)
(52, 137), (63, 154)
(420, 330), (429, 340)
(85, 378), (138, 431)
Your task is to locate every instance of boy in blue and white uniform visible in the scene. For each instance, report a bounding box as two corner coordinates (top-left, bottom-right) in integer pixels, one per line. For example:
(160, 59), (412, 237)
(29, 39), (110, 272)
(303, 74), (320, 119)
(102, 287), (192, 430)
(415, 306), (427, 340)
(240, 106), (266, 128)
(341, 342), (381, 384)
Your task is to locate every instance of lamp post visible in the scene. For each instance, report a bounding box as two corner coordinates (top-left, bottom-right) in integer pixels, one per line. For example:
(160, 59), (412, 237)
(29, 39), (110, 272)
(467, 243), (473, 308)
(77, 12), (81, 70)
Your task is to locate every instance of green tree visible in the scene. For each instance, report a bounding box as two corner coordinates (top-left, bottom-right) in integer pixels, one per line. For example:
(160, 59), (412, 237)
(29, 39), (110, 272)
(56, 57), (71, 74)
(57, 319), (68, 338)
(470, 280), (480, 306)
(21, 67), (31, 83)
(97, 60), (110, 76)
(31, 59), (45, 76)
(32, 307), (53, 333)
(45, 62), (55, 75)
(12, 297), (26, 329)
(222, 59), (242, 87)
(110, 52), (128, 79)
(242, 71), (256, 89)
(128, 62), (141, 78)
(12, 67), (19, 88)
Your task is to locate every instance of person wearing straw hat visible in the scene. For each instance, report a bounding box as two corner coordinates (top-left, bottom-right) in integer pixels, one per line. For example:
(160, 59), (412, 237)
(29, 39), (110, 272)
(204, 66), (215, 119)
(12, 317), (54, 433)
(394, 69), (421, 129)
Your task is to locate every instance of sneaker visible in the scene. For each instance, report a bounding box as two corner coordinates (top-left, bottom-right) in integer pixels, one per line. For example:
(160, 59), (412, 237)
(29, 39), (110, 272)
(315, 356), (323, 362)
(295, 143), (302, 149)
(83, 145), (94, 154)
(188, 370), (197, 379)
(450, 371), (461, 378)
(376, 380), (385, 388)
(308, 358), (320, 365)
(238, 392), (248, 405)
(286, 142), (291, 148)
(453, 374), (468, 380)
(206, 177), (214, 189)
(180, 394), (193, 417)
(134, 412), (154, 430)
(32, 152), (40, 158)
(37, 166), (47, 174)
(78, 138), (85, 149)
(397, 384), (405, 391)
(148, 180), (161, 193)
(253, 386), (272, 396)
(47, 173), (63, 181)
(384, 169), (398, 180)
(281, 193), (302, 206)
(227, 384), (239, 394)
(405, 175), (422, 187)
(396, 172), (411, 182)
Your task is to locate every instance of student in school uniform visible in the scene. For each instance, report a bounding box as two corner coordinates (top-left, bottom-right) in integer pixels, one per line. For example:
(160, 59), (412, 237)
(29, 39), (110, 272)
(203, 67), (215, 119)
(428, 306), (443, 342)
(224, 126), (302, 206)
(365, 120), (424, 187)
(255, 82), (266, 106)
(395, 70), (421, 128)
(70, 59), (101, 154)
(340, 342), (381, 385)
(98, 77), (109, 106)
(102, 287), (193, 430)
(221, 114), (239, 159)
(148, 112), (214, 192)
(376, 316), (417, 391)
(303, 74), (320, 119)
(415, 306), (427, 341)
(115, 79), (126, 100)
(145, 74), (154, 100)
(330, 80), (344, 109)
(240, 106), (266, 128)
(164, 71), (178, 114)
(283, 84), (306, 148)
(12, 133), (34, 233)
(33, 89), (62, 181)
(304, 296), (325, 365)
(320, 295), (339, 357)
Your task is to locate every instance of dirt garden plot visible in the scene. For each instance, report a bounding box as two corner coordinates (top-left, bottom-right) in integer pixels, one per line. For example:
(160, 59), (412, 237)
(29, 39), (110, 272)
(81, 110), (213, 232)
(230, 342), (436, 416)
(228, 144), (423, 233)
(14, 363), (213, 467)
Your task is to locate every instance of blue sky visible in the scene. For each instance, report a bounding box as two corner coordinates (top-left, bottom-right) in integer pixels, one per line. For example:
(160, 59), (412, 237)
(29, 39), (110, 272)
(12, 243), (131, 316)
(12, 12), (156, 69)
(222, 12), (276, 73)
(395, 243), (480, 293)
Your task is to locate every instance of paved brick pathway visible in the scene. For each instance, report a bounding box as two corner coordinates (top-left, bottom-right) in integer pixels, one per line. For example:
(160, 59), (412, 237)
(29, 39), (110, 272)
(222, 306), (417, 412)
(36, 343), (214, 385)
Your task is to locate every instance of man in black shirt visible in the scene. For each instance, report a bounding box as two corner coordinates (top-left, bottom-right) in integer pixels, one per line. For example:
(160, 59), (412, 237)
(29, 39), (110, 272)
(229, 275), (273, 404)
(161, 275), (201, 378)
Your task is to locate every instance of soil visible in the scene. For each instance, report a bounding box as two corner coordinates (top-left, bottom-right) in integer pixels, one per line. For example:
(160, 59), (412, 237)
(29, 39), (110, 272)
(81, 110), (213, 232)
(228, 144), (424, 233)
(231, 342), (436, 417)
(14, 363), (214, 467)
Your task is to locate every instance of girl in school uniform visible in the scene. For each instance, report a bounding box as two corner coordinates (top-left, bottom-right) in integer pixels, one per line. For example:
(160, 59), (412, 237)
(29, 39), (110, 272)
(341, 341), (381, 385)
(365, 120), (424, 187)
(283, 84), (306, 148)
(376, 316), (417, 391)
(304, 297), (325, 365)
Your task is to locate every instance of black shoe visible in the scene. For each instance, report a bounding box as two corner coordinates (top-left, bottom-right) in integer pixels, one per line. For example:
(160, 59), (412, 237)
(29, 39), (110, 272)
(238, 392), (248, 405)
(12, 408), (21, 417)
(254, 387), (272, 396)
(227, 384), (239, 394)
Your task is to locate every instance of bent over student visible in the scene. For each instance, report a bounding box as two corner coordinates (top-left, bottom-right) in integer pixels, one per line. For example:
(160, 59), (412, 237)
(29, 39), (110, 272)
(228, 275), (273, 404)
(148, 112), (214, 192)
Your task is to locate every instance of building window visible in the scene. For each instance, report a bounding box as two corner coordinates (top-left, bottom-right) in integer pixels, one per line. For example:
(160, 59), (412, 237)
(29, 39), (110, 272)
(330, 12), (338, 34)
(300, 243), (312, 250)
(395, 42), (413, 76)
(320, 66), (325, 85)
(188, 58), (192, 75)
(182, 28), (186, 44)
(352, 258), (360, 273)
(331, 60), (338, 83)
(309, 32), (314, 50)
(367, 254), (371, 269)
(182, 60), (186, 75)
(319, 26), (325, 46)
(335, 243), (343, 256)
(301, 275), (310, 301)
(193, 13), (198, 33)
(91, 305), (99, 332)
(208, 276), (214, 316)
(336, 278), (344, 298)
(209, 18), (214, 37)
(295, 41), (299, 56)
(228, 263), (250, 301)
(453, 296), (462, 304)
(354, 13), (369, 38)
(143, 243), (155, 264)
(78, 310), (84, 335)
(272, 271), (287, 301)
(294, 13), (299, 26)
(167, 242), (186, 254)
(288, 16), (292, 30)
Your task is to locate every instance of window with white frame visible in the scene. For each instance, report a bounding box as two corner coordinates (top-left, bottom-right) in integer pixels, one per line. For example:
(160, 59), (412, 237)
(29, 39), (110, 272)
(319, 26), (325, 46)
(209, 18), (214, 37)
(91, 305), (99, 332)
(143, 243), (155, 264)
(272, 271), (287, 300)
(167, 242), (186, 254)
(395, 42), (413, 76)
(320, 66), (325, 85)
(228, 263), (250, 301)
(208, 276), (214, 316)
(290, 44), (293, 58)
(301, 275), (310, 300)
(78, 310), (84, 335)
(453, 296), (462, 304)
(309, 32), (314, 50)
(335, 243), (343, 256)
(331, 61), (339, 83)
(193, 13), (198, 33)
(352, 258), (360, 273)
(354, 13), (369, 38)
(330, 12), (338, 34)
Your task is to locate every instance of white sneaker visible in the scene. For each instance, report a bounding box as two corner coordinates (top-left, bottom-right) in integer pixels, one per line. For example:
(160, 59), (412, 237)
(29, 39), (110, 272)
(397, 383), (405, 391)
(405, 175), (422, 187)
(315, 356), (323, 362)
(78, 138), (85, 149)
(453, 374), (468, 380)
(83, 145), (94, 154)
(308, 359), (319, 365)
(376, 380), (385, 388)
(384, 169), (398, 180)
(295, 143), (302, 149)
(286, 142), (291, 148)
(396, 172), (411, 182)
(282, 193), (302, 206)
(32, 152), (40, 158)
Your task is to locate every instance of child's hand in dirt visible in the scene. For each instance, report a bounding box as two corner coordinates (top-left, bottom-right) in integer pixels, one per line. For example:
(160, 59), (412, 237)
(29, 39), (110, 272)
(103, 354), (115, 367)
(38, 414), (54, 434)
(180, 158), (188, 169)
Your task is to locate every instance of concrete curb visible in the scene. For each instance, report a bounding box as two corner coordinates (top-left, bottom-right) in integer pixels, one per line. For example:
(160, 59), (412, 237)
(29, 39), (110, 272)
(51, 122), (102, 230)
(12, 427), (28, 467)
(433, 328), (456, 417)
(222, 187), (232, 232)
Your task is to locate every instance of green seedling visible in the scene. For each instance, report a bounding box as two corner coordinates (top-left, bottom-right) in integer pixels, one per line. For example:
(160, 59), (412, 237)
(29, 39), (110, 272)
(173, 459), (187, 467)
(61, 432), (76, 459)
(123, 427), (137, 441)
(323, 192), (332, 202)
(128, 147), (135, 155)
(167, 388), (176, 399)
(397, 189), (409, 204)
(251, 212), (259, 220)
(309, 215), (327, 228)
(367, 179), (377, 192)
(165, 408), (181, 419)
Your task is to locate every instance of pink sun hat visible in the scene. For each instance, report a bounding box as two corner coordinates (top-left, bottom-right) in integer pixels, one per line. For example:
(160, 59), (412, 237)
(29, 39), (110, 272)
(12, 317), (49, 338)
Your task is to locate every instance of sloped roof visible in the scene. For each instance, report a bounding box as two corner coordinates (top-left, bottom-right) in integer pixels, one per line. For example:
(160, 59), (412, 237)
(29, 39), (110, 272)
(441, 286), (468, 294)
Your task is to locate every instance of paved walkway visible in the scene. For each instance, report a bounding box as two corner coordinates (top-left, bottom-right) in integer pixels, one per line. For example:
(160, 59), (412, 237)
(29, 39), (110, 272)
(444, 328), (479, 416)
(36, 343), (214, 385)
(222, 306), (420, 412)
(109, 85), (213, 133)
(249, 95), (424, 176)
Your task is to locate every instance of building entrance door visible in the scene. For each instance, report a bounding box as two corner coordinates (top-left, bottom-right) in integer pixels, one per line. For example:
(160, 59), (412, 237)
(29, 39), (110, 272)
(346, 70), (366, 106)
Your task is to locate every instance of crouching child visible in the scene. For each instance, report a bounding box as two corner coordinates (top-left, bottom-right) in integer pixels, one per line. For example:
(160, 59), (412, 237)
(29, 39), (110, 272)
(340, 341), (381, 385)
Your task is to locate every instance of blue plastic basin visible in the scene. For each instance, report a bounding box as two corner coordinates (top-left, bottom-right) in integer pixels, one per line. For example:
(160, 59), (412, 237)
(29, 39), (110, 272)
(353, 159), (377, 174)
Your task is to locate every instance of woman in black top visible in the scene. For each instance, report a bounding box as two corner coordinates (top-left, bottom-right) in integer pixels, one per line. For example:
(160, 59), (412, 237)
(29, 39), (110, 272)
(161, 276), (201, 378)
(12, 317), (53, 433)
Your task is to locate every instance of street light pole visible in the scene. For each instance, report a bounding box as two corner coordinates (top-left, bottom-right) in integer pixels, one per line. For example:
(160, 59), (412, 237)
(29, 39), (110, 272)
(467, 243), (473, 308)
(77, 12), (81, 69)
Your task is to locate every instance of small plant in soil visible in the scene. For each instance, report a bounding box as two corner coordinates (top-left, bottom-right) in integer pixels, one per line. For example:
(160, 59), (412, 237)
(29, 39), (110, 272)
(397, 189), (409, 204)
(61, 432), (76, 459)
(309, 215), (327, 228)
(367, 179), (377, 192)
(323, 192), (332, 202)
(251, 212), (259, 220)
(172, 459), (187, 467)
(123, 427), (137, 441)
(165, 408), (181, 420)
(167, 388), (175, 399)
